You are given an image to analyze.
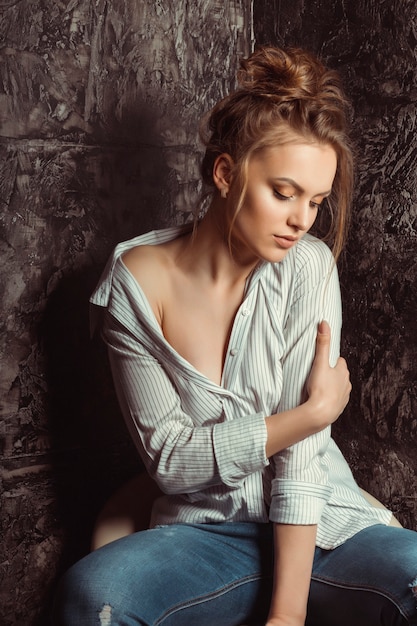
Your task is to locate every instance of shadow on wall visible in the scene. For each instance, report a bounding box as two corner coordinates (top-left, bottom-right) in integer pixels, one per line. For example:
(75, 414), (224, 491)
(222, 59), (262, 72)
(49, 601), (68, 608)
(28, 104), (174, 625)
(1, 2), (252, 623)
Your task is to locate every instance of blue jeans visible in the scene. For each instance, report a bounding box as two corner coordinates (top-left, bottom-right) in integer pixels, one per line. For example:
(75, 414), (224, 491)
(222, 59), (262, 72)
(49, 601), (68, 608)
(53, 523), (417, 625)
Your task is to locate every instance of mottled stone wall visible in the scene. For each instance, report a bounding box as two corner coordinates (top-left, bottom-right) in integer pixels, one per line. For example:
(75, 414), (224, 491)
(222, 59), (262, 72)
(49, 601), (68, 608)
(0, 2), (252, 624)
(254, 0), (417, 529)
(2, 0), (416, 622)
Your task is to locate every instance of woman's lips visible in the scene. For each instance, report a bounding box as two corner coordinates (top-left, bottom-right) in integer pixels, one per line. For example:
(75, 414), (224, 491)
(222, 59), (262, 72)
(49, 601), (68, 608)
(273, 235), (298, 249)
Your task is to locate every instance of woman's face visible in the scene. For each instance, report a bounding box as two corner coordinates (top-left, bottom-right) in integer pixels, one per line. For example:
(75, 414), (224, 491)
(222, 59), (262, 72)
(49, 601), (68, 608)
(229, 141), (337, 265)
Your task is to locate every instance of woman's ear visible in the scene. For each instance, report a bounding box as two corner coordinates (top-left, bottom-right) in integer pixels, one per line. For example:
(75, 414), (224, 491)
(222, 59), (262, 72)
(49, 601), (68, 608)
(213, 153), (234, 198)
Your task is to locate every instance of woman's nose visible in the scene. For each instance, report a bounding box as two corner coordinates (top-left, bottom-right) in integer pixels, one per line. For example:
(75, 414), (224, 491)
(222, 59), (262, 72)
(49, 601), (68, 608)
(287, 200), (312, 231)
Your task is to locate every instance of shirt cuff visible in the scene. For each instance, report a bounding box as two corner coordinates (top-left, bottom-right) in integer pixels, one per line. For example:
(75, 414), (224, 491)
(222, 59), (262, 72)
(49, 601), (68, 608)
(269, 478), (332, 524)
(213, 412), (269, 487)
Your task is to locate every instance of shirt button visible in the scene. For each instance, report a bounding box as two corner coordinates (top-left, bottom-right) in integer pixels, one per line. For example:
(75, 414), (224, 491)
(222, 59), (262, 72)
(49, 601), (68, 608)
(241, 308), (250, 316)
(230, 348), (239, 356)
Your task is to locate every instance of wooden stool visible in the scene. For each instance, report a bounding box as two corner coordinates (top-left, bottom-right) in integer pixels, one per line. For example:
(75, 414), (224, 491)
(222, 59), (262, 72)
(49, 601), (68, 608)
(91, 472), (161, 551)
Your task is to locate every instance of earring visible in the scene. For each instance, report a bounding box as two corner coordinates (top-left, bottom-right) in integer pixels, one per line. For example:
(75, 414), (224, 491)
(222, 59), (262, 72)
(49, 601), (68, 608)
(221, 188), (228, 199)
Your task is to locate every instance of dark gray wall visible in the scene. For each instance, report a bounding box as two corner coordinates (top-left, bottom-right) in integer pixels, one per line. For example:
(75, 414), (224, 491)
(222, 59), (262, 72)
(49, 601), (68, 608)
(254, 0), (417, 529)
(1, 0), (416, 623)
(0, 2), (252, 624)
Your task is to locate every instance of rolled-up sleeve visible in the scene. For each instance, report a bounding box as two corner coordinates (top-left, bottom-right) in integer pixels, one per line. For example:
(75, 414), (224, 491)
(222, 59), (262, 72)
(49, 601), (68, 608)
(269, 240), (342, 525)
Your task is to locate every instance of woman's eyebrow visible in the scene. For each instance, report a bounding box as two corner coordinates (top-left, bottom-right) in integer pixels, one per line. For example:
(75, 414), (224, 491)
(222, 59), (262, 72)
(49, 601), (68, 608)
(272, 177), (332, 197)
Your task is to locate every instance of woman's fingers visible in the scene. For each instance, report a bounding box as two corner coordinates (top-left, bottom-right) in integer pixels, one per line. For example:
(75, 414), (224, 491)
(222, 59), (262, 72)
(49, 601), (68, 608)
(307, 321), (351, 426)
(313, 320), (331, 366)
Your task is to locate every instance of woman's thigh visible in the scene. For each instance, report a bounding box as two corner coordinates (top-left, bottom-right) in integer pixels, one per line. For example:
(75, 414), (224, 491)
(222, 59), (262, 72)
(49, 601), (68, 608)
(308, 525), (417, 626)
(53, 522), (273, 626)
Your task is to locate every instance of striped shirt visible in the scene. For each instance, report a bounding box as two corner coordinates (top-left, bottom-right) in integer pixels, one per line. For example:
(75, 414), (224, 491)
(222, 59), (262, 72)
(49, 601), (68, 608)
(90, 224), (392, 549)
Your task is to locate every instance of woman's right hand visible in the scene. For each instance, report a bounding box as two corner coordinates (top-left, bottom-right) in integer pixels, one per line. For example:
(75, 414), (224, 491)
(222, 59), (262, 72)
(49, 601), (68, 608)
(306, 320), (351, 428)
(265, 320), (351, 456)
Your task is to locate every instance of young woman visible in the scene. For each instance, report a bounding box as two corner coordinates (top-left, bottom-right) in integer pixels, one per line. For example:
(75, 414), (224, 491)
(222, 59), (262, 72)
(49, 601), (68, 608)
(54, 46), (417, 626)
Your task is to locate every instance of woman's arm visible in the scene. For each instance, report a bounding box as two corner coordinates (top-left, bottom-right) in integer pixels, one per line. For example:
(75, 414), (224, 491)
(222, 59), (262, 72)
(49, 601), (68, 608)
(103, 311), (347, 496)
(267, 240), (347, 623)
(270, 241), (343, 526)
(266, 524), (317, 626)
(265, 324), (348, 626)
(265, 320), (350, 457)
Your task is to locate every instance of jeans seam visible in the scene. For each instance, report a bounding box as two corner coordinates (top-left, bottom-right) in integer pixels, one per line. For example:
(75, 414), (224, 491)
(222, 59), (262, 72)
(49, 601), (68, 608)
(311, 575), (409, 620)
(154, 573), (267, 625)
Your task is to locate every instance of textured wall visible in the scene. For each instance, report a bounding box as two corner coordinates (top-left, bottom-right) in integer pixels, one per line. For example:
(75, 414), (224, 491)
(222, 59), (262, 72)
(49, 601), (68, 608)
(254, 0), (417, 529)
(0, 1), (252, 624)
(2, 0), (416, 623)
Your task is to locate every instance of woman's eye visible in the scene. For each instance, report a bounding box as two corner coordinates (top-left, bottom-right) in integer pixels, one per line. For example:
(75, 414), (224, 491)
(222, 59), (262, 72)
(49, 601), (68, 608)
(310, 201), (321, 210)
(273, 189), (292, 201)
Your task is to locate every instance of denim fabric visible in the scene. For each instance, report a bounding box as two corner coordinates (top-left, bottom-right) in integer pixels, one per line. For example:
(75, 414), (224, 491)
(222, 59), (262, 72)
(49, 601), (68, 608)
(53, 523), (417, 625)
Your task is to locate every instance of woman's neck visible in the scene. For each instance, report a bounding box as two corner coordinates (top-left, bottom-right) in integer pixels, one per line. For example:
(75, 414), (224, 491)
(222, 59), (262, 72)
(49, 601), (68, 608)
(175, 201), (259, 287)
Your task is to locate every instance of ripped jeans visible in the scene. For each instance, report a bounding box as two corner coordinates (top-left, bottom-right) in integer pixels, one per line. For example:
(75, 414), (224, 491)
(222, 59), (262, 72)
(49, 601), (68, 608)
(53, 523), (417, 625)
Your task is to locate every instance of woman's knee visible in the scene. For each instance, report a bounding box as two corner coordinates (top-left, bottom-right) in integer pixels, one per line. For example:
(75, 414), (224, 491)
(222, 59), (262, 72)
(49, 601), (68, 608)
(311, 525), (417, 625)
(52, 538), (149, 625)
(52, 557), (108, 625)
(51, 527), (202, 625)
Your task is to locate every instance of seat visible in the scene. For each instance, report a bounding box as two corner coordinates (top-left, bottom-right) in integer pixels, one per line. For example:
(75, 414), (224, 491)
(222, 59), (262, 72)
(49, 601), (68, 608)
(91, 471), (162, 551)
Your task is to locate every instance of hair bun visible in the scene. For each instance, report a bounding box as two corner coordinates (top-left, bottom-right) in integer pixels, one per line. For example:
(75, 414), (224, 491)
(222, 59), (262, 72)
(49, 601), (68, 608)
(238, 46), (341, 103)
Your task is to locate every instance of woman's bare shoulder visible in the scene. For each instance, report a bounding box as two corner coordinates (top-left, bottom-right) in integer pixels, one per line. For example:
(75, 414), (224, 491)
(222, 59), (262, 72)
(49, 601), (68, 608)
(123, 244), (168, 276)
(122, 244), (171, 322)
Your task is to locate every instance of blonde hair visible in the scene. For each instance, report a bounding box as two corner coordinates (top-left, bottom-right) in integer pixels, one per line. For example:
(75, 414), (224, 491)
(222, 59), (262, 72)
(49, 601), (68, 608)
(200, 46), (354, 260)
